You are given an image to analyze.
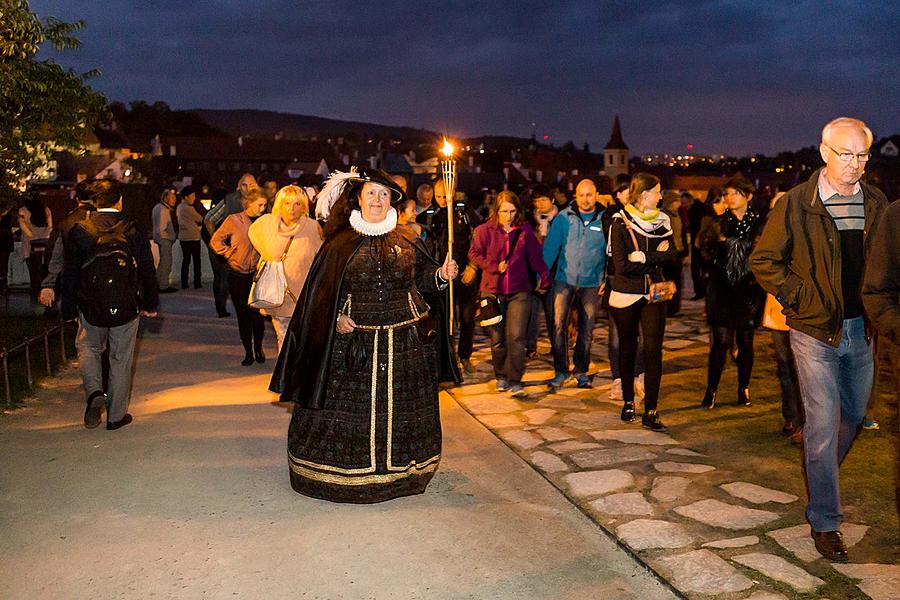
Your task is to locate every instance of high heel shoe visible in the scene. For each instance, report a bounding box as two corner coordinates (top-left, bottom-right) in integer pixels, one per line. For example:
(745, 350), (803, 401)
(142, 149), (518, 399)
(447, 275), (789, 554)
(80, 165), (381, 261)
(737, 387), (751, 406)
(241, 354), (254, 366)
(621, 401), (636, 423)
(642, 410), (667, 432)
(701, 387), (717, 409)
(255, 349), (266, 364)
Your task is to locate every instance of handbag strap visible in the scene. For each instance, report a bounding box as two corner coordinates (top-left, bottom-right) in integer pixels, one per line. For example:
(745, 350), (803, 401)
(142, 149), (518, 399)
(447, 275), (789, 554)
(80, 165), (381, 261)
(279, 236), (295, 261)
(621, 214), (641, 252)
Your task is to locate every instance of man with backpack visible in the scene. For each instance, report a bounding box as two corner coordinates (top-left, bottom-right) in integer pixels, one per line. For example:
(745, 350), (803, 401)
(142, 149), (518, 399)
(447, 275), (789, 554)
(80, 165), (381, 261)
(62, 180), (158, 430)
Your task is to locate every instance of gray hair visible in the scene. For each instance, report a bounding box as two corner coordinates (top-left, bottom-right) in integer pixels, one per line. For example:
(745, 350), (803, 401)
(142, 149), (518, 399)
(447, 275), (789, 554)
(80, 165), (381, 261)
(821, 117), (874, 147)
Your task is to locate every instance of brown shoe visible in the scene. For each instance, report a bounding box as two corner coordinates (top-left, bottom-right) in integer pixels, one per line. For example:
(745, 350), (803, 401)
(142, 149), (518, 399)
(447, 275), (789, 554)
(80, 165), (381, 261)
(811, 529), (849, 562)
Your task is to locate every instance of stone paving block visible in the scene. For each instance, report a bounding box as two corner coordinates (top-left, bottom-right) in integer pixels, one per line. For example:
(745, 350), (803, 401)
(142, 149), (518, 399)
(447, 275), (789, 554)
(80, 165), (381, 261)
(570, 446), (657, 468)
(666, 448), (705, 457)
(745, 592), (788, 600)
(616, 519), (694, 550)
(561, 411), (626, 430)
(702, 535), (759, 549)
(767, 523), (869, 562)
(534, 426), (573, 442)
(832, 563), (900, 600)
(499, 430), (543, 451)
(478, 413), (524, 429)
(590, 429), (679, 446)
(666, 322), (694, 333)
(650, 475), (690, 502)
(653, 461), (716, 473)
(719, 481), (799, 505)
(655, 549), (753, 594)
(461, 394), (523, 414)
(537, 396), (586, 410)
(529, 451), (569, 473)
(590, 492), (653, 516)
(563, 469), (634, 498)
(663, 338), (696, 350)
(547, 440), (603, 454)
(674, 499), (781, 530)
(454, 382), (495, 396)
(732, 552), (824, 593)
(522, 408), (556, 425)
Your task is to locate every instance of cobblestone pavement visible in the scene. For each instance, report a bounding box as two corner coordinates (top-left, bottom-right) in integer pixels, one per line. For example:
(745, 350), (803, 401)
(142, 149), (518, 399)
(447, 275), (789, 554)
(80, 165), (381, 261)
(448, 297), (899, 600)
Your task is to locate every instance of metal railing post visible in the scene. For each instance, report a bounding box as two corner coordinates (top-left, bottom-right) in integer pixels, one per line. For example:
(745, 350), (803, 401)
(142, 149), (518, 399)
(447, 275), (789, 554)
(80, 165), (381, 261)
(2, 352), (10, 407)
(24, 342), (33, 389)
(44, 334), (51, 375)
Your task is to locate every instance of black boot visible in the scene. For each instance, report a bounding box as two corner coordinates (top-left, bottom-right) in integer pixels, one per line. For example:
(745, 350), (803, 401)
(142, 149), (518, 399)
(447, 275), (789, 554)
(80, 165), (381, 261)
(737, 387), (751, 406)
(701, 387), (717, 409)
(642, 410), (667, 432)
(241, 351), (254, 366)
(255, 348), (266, 364)
(621, 401), (636, 423)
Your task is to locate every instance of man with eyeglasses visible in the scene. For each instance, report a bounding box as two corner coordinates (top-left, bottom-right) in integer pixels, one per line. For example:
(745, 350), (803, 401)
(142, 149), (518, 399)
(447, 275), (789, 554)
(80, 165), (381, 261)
(750, 117), (887, 562)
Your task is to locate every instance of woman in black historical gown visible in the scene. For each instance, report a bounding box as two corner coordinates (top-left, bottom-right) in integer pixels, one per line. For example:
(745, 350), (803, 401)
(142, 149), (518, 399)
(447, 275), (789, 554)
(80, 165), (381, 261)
(699, 176), (765, 409)
(270, 168), (459, 503)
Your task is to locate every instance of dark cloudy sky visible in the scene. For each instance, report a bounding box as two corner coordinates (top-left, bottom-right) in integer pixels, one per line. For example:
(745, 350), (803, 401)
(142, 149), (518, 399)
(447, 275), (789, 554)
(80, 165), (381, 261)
(31, 0), (900, 155)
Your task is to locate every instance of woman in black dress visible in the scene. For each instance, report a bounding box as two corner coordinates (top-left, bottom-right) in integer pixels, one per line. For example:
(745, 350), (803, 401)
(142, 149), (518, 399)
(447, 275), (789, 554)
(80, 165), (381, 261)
(271, 168), (459, 503)
(699, 176), (765, 408)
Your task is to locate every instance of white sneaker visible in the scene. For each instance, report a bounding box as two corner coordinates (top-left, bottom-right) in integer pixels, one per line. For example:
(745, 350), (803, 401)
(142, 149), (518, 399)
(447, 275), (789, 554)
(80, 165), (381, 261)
(634, 374), (645, 400)
(609, 378), (623, 401)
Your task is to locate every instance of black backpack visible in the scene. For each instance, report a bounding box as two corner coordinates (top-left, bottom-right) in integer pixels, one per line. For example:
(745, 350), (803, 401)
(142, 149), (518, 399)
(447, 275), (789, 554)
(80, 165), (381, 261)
(79, 217), (140, 327)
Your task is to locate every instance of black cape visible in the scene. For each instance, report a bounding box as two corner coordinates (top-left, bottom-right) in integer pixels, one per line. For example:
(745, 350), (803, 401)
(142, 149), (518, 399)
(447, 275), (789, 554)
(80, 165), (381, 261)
(269, 224), (460, 408)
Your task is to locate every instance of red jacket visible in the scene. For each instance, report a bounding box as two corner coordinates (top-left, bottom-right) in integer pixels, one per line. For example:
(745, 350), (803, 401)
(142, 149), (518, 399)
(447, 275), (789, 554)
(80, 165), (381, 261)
(469, 221), (550, 295)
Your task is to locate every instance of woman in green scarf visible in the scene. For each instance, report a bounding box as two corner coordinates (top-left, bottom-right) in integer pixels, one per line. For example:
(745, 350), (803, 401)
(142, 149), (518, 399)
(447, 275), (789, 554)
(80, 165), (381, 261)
(607, 173), (679, 431)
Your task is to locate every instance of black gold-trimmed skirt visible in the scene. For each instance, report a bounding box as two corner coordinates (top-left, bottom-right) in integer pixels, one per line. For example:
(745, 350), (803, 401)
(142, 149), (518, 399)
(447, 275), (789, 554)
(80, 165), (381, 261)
(287, 320), (441, 504)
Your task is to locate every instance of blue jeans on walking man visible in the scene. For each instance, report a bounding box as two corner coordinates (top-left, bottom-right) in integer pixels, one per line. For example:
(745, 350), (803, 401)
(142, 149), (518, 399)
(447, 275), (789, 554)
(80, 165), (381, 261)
(550, 281), (599, 378)
(789, 317), (873, 532)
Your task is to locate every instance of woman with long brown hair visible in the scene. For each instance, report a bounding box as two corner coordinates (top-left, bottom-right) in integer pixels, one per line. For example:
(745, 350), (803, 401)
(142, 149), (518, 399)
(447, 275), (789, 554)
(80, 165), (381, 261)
(468, 191), (550, 398)
(607, 173), (679, 431)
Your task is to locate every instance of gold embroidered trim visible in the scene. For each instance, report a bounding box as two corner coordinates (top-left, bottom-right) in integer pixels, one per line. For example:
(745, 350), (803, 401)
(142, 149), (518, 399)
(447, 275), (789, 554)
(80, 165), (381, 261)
(352, 313), (426, 331)
(369, 328), (378, 469)
(387, 327), (396, 470)
(289, 455), (440, 486)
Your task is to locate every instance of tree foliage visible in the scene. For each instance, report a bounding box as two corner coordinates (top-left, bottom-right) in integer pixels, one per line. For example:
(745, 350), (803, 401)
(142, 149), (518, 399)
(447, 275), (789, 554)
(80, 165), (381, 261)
(0, 0), (107, 208)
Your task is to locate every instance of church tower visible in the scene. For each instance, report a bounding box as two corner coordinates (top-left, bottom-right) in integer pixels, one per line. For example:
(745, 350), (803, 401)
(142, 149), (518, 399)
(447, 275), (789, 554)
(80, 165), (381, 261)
(603, 115), (629, 180)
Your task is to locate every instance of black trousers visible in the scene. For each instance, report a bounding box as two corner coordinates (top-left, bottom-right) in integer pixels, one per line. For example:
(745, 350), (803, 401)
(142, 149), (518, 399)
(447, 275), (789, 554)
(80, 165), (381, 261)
(226, 270), (264, 355)
(707, 326), (755, 391)
(208, 245), (230, 315)
(180, 240), (202, 288)
(455, 279), (479, 360)
(610, 299), (667, 412)
(771, 330), (803, 424)
(690, 249), (706, 299)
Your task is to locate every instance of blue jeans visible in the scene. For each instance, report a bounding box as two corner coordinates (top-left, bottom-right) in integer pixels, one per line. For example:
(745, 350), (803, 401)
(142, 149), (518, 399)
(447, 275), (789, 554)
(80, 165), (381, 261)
(790, 317), (873, 532)
(551, 282), (599, 375)
(488, 292), (531, 384)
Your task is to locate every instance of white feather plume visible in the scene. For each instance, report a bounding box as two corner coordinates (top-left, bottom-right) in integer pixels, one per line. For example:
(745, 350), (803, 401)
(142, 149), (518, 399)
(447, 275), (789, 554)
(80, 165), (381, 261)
(315, 167), (359, 220)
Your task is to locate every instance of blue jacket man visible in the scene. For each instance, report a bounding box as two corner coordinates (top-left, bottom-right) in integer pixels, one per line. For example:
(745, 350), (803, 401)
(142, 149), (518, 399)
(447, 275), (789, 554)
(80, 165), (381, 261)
(543, 179), (606, 388)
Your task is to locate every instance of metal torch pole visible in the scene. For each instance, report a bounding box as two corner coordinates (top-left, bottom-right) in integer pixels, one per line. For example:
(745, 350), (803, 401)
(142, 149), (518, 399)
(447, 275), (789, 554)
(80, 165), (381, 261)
(442, 157), (456, 336)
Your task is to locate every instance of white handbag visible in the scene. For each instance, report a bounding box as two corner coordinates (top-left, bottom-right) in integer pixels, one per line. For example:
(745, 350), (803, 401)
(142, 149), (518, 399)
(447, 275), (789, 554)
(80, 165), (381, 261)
(249, 237), (295, 309)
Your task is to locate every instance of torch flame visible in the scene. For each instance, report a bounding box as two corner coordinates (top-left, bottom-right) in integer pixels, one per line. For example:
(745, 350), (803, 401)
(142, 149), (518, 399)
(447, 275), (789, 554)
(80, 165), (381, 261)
(441, 138), (454, 157)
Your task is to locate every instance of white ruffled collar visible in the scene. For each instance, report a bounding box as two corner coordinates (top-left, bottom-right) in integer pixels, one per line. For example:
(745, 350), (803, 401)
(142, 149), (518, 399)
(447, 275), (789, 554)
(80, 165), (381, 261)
(349, 208), (397, 236)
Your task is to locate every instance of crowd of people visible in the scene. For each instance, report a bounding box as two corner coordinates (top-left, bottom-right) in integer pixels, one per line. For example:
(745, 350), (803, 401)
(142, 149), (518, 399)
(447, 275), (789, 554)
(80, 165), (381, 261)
(11, 116), (898, 562)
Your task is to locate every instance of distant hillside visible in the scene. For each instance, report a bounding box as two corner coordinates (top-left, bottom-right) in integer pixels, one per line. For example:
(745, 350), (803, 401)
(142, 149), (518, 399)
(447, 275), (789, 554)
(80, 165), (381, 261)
(192, 109), (439, 141)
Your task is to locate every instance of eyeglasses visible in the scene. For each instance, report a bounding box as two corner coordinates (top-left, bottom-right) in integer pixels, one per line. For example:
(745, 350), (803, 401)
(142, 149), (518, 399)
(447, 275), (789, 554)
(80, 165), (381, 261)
(824, 144), (870, 163)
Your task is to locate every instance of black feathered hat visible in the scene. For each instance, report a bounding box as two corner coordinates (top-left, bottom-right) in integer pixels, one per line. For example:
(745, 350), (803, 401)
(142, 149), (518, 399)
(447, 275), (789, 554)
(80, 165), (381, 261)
(315, 166), (405, 220)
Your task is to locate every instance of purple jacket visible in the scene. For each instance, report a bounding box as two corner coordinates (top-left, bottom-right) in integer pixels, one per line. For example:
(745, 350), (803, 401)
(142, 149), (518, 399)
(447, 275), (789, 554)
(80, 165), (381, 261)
(469, 221), (550, 295)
